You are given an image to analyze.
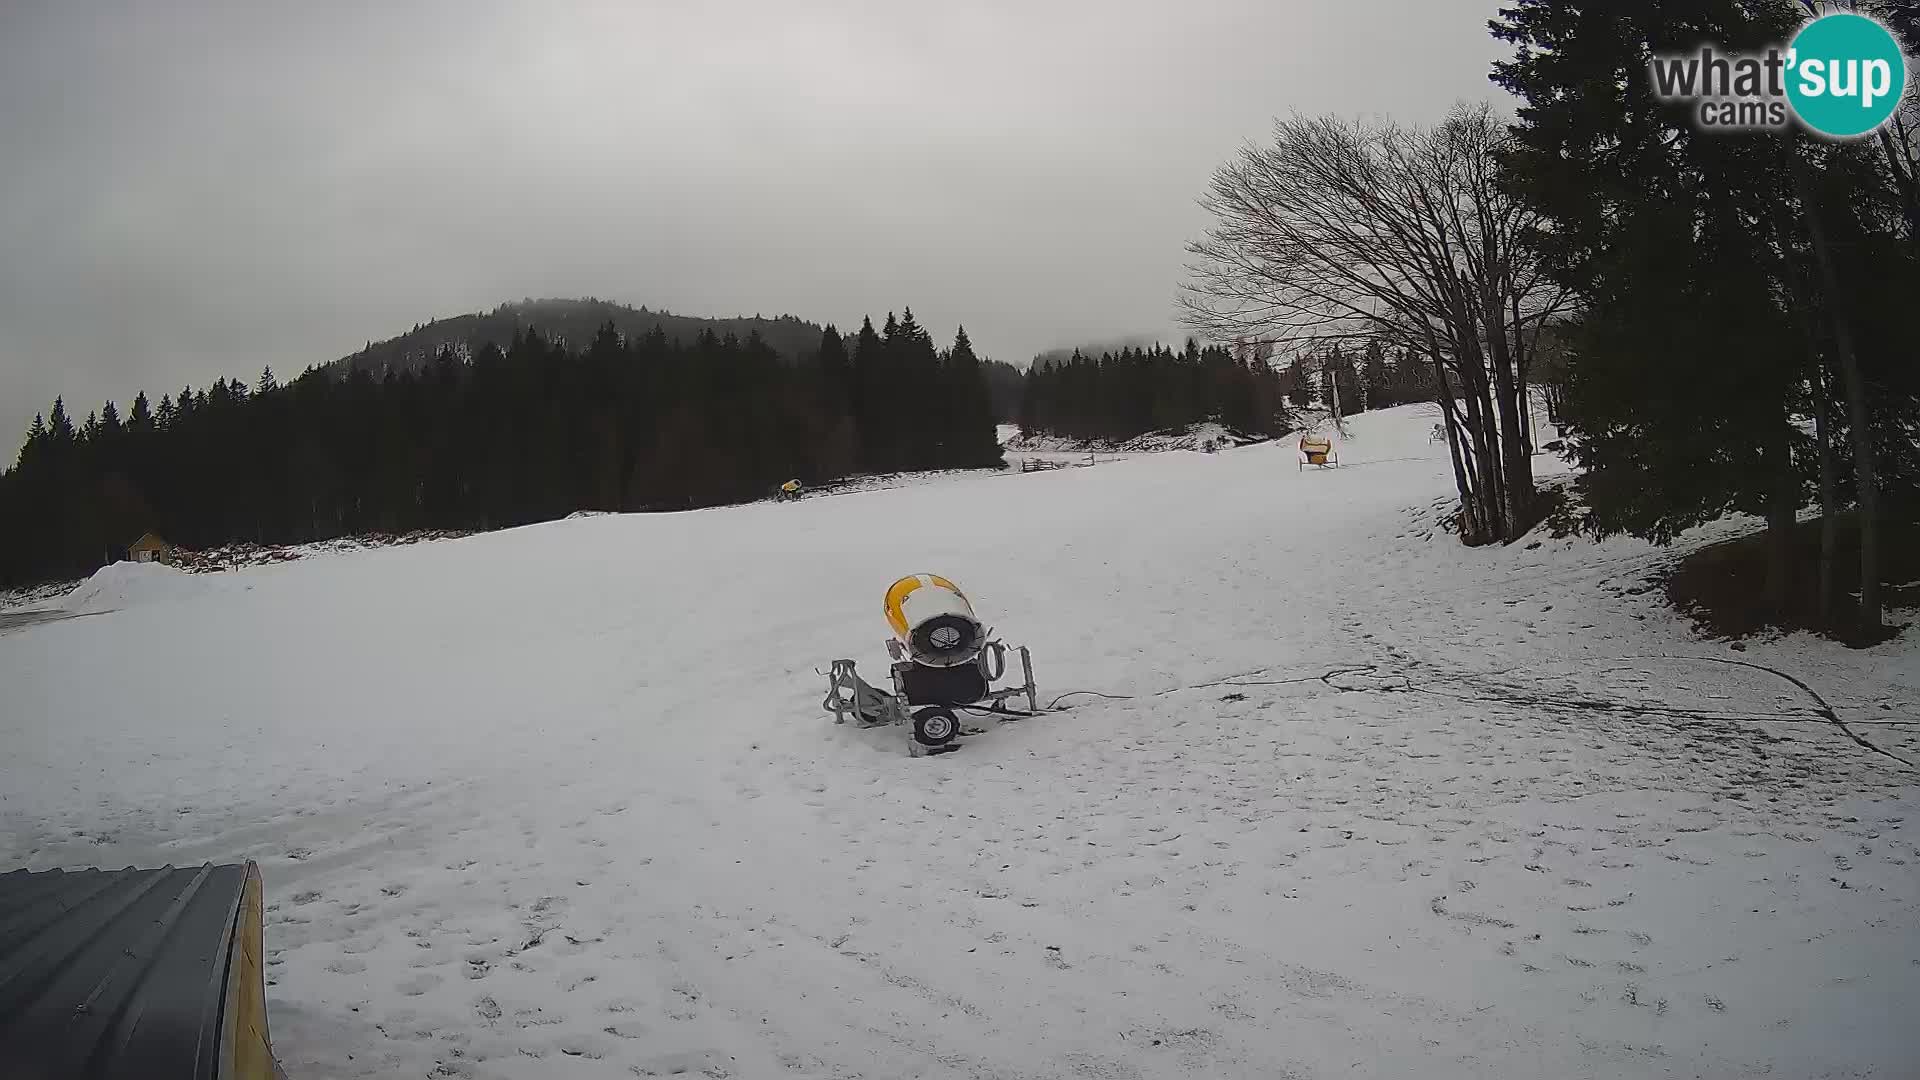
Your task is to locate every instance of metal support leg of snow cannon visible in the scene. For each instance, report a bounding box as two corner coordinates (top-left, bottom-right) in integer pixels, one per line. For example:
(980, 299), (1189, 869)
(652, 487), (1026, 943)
(969, 644), (1040, 721)
(973, 644), (1036, 718)
(1019, 645), (1037, 714)
(824, 663), (852, 725)
(823, 659), (904, 729)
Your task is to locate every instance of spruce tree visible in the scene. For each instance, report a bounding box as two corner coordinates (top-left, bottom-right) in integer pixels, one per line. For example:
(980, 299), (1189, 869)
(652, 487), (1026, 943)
(1492, 0), (1850, 620)
(1286, 358), (1312, 410)
(1389, 346), (1433, 404)
(49, 398), (73, 444)
(944, 326), (1002, 466)
(1362, 339), (1392, 410)
(18, 414), (46, 468)
(815, 325), (852, 407)
(852, 316), (888, 471)
(892, 308), (943, 467)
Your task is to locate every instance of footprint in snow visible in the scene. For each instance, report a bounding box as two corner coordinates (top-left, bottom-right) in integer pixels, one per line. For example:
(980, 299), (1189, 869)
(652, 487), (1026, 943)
(602, 1022), (646, 1040)
(396, 973), (444, 996)
(513, 1007), (563, 1028)
(631, 1049), (733, 1077)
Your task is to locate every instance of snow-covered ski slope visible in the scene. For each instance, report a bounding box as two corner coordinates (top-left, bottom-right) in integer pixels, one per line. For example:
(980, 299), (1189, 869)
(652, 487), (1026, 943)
(3, 404), (1916, 1080)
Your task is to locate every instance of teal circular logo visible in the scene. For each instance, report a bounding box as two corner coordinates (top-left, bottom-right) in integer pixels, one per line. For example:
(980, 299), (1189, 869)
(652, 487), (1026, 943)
(1786, 13), (1907, 138)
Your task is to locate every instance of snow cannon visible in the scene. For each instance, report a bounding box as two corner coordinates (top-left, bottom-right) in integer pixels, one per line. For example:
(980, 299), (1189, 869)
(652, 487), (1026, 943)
(884, 573), (985, 667)
(822, 574), (1040, 756)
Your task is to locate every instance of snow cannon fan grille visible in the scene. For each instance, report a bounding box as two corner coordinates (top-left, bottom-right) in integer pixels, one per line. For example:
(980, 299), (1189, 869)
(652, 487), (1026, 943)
(908, 614), (983, 668)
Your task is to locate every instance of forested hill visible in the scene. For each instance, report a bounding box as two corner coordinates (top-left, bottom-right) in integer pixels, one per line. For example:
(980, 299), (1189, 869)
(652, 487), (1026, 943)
(329, 298), (827, 377)
(1029, 336), (1163, 371)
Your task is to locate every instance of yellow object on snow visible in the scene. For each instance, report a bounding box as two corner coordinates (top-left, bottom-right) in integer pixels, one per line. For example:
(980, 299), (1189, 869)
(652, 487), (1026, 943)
(1298, 435), (1337, 468)
(883, 574), (983, 667)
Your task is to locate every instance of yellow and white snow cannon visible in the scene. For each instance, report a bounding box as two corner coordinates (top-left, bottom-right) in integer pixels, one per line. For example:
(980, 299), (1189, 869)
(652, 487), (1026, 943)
(822, 574), (1038, 755)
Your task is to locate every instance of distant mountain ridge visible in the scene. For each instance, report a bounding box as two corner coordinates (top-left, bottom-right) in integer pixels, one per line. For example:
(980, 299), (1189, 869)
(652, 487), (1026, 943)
(327, 298), (827, 377)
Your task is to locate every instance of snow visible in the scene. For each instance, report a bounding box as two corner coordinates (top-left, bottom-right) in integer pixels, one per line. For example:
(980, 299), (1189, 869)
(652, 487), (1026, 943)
(1003, 421), (1269, 456)
(176, 531), (479, 572)
(58, 559), (213, 614)
(3, 404), (1916, 1079)
(800, 466), (1009, 499)
(0, 577), (81, 612)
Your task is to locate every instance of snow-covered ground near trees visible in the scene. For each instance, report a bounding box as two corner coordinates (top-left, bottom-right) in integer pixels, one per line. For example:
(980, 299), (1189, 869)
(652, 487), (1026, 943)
(3, 404), (1917, 1080)
(0, 577), (81, 612)
(1001, 421), (1269, 459)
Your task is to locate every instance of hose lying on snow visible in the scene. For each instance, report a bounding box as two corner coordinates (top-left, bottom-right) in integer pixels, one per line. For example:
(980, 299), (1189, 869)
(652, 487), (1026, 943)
(828, 651), (1910, 767)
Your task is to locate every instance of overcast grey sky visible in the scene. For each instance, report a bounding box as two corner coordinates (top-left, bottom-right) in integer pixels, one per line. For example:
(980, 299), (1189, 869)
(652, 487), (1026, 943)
(0, 0), (1512, 447)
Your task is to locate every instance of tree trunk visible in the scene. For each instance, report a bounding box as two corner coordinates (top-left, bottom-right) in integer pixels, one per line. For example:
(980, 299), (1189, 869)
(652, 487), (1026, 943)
(1427, 335), (1483, 543)
(1769, 194), (1840, 628)
(1512, 294), (1537, 455)
(1814, 374), (1838, 626)
(1792, 152), (1882, 631)
(1483, 311), (1534, 539)
(1456, 352), (1505, 540)
(1764, 411), (1797, 620)
(1445, 413), (1482, 538)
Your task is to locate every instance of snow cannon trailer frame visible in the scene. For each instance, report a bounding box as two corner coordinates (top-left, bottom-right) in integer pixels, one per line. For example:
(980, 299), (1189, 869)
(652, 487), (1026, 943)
(822, 574), (1040, 756)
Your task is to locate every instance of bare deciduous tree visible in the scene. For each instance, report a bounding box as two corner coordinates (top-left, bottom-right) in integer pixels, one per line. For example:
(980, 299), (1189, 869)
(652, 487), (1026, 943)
(1181, 103), (1569, 544)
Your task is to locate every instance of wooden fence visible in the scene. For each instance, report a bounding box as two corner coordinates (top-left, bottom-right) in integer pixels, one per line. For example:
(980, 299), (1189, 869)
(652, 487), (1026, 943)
(1019, 453), (1098, 473)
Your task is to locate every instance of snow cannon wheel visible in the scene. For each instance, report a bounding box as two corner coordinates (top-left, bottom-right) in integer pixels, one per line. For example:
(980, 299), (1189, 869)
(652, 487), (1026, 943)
(911, 706), (960, 749)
